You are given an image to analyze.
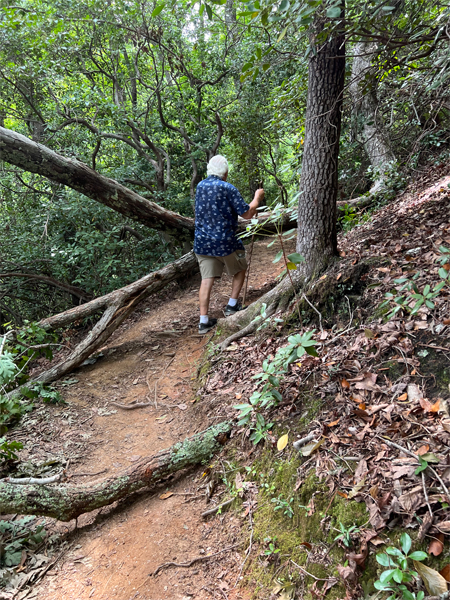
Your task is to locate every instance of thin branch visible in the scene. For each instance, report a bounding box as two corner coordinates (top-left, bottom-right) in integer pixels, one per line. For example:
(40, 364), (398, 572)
(151, 543), (241, 577)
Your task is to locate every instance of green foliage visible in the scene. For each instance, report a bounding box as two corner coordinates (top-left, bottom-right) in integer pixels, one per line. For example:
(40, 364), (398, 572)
(333, 522), (360, 548)
(234, 330), (318, 443)
(0, 517), (47, 568)
(271, 495), (295, 519)
(21, 382), (64, 405)
(0, 353), (17, 388)
(437, 245), (450, 266)
(0, 396), (31, 435)
(0, 438), (23, 461)
(374, 533), (427, 600)
(338, 203), (359, 232)
(263, 536), (281, 557)
(0, 323), (62, 456)
(380, 250), (450, 319)
(252, 303), (284, 331)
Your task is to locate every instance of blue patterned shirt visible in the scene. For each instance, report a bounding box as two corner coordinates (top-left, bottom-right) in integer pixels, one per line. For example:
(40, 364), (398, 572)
(194, 175), (250, 257)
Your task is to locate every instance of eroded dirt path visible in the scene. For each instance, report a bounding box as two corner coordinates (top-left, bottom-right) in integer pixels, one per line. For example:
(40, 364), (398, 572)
(27, 238), (292, 600)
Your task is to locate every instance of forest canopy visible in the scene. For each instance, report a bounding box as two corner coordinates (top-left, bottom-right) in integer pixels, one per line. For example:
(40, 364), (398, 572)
(0, 0), (449, 324)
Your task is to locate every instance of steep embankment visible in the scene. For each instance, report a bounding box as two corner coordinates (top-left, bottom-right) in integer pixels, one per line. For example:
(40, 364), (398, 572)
(194, 168), (450, 599)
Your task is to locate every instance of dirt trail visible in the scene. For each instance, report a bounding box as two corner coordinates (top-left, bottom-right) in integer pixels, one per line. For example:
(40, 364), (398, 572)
(27, 238), (292, 600)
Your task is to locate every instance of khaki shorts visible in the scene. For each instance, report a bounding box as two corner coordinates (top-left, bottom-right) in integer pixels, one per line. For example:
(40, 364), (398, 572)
(196, 250), (248, 279)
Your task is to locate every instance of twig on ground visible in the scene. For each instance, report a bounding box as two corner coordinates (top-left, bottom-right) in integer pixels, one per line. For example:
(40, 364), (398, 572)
(145, 373), (157, 408)
(217, 586), (229, 600)
(326, 325), (356, 345)
(422, 471), (433, 518)
(80, 413), (94, 425)
(201, 498), (234, 518)
(111, 401), (152, 410)
(150, 543), (241, 576)
(325, 296), (355, 345)
(2, 473), (62, 485)
(302, 293), (323, 332)
(291, 559), (333, 581)
(394, 344), (410, 376)
(418, 343), (450, 352)
(293, 432), (317, 451)
(234, 509), (254, 587)
(376, 435), (450, 498)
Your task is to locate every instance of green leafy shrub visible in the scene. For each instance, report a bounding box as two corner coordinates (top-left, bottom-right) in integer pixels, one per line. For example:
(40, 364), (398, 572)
(0, 516), (47, 568)
(0, 324), (63, 458)
(380, 250), (450, 319)
(374, 533), (427, 600)
(234, 331), (318, 443)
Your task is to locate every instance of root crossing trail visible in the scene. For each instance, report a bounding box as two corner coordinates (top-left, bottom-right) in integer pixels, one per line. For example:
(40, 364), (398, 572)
(27, 239), (292, 600)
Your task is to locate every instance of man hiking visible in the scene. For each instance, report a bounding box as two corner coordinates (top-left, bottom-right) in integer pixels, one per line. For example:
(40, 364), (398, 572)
(194, 155), (265, 334)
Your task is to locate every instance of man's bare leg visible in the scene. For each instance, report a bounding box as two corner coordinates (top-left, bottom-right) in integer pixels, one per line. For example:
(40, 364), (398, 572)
(230, 269), (246, 301)
(199, 277), (215, 317)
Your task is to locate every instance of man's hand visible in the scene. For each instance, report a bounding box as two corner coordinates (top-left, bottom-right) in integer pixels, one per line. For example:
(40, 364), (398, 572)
(254, 187), (265, 204)
(241, 187), (265, 220)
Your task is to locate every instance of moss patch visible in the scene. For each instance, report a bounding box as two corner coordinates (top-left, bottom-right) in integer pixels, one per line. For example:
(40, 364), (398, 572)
(244, 447), (369, 599)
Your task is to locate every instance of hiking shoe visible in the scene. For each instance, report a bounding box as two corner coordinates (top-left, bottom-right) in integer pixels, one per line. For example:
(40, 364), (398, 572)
(198, 318), (218, 335)
(223, 302), (243, 316)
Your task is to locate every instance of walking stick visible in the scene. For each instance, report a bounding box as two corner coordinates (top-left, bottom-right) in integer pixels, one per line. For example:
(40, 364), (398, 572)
(242, 179), (263, 308)
(242, 234), (254, 308)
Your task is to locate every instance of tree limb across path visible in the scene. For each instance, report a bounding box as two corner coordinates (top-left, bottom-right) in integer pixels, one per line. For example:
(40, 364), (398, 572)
(0, 126), (195, 237)
(0, 126), (298, 237)
(31, 251), (199, 383)
(0, 422), (231, 521)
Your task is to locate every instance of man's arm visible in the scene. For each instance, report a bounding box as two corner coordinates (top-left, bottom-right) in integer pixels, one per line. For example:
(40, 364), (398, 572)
(240, 188), (265, 220)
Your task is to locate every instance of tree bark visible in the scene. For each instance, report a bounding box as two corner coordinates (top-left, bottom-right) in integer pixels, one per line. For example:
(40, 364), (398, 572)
(29, 252), (199, 384)
(296, 11), (346, 280)
(0, 126), (195, 237)
(37, 251), (198, 333)
(350, 41), (396, 194)
(0, 422), (231, 521)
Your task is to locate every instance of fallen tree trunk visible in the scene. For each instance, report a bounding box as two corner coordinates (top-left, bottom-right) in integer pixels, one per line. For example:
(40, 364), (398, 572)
(0, 127), (297, 240)
(0, 126), (195, 237)
(30, 251), (199, 383)
(38, 251), (197, 333)
(0, 422), (231, 521)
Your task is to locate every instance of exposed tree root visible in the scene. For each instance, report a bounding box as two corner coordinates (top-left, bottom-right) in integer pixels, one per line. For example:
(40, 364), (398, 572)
(219, 256), (384, 349)
(0, 421), (231, 521)
(219, 270), (302, 350)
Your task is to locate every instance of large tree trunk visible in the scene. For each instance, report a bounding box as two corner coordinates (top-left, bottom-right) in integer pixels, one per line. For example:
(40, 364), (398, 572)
(350, 41), (396, 194)
(0, 126), (195, 237)
(0, 422), (231, 521)
(296, 11), (346, 280)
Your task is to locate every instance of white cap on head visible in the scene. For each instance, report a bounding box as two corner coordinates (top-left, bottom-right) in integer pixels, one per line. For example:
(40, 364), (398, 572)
(207, 155), (228, 179)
